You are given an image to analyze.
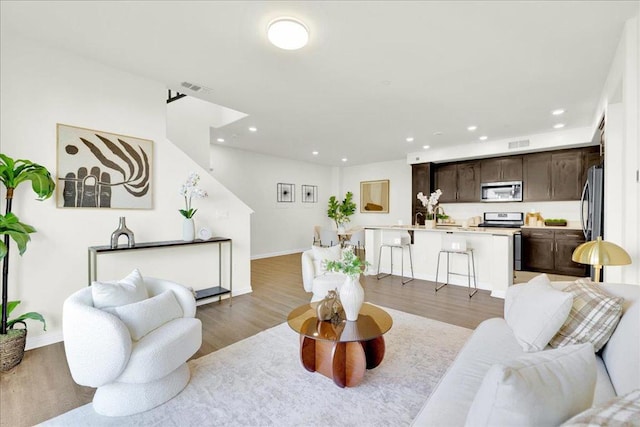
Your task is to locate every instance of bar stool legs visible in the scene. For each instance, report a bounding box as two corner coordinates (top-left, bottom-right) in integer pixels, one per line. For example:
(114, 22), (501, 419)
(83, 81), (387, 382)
(435, 249), (478, 298)
(376, 244), (414, 284)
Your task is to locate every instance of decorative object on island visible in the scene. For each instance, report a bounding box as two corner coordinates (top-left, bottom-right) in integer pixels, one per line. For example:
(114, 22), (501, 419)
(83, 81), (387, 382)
(417, 188), (443, 228)
(56, 124), (153, 209)
(0, 154), (54, 371)
(110, 216), (135, 248)
(327, 191), (356, 233)
(326, 247), (368, 321)
(179, 172), (208, 242)
(316, 289), (342, 321)
(572, 236), (631, 282)
(360, 180), (390, 213)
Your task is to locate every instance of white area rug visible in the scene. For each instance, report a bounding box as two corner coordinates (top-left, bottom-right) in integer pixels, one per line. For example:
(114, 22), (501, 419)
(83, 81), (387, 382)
(42, 307), (471, 426)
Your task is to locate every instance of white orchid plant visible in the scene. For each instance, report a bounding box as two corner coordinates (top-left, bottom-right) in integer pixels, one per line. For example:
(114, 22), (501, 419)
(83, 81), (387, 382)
(179, 172), (208, 219)
(417, 189), (442, 219)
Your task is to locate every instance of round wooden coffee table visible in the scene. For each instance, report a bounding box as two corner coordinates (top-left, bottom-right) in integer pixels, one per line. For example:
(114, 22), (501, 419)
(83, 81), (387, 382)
(287, 302), (393, 388)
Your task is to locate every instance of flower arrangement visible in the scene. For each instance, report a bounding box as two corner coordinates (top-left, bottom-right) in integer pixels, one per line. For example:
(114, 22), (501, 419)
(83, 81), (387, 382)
(417, 189), (442, 220)
(178, 172), (208, 219)
(325, 247), (369, 277)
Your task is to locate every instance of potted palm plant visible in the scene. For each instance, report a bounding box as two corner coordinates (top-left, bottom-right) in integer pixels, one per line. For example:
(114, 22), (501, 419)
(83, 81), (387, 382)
(327, 191), (356, 232)
(0, 154), (54, 371)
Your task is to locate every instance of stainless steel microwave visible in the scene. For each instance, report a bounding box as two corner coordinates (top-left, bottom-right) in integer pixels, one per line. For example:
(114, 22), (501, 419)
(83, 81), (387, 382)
(480, 181), (523, 202)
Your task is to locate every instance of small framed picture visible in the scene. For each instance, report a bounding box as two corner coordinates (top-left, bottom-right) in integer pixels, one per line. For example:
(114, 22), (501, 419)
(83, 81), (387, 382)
(301, 185), (318, 203)
(277, 183), (295, 203)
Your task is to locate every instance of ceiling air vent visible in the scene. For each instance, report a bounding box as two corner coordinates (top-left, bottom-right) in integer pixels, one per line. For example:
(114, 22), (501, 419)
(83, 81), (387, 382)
(508, 139), (530, 149)
(181, 81), (203, 92)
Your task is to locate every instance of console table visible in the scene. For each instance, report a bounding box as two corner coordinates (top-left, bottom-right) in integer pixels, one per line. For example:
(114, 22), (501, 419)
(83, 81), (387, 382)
(87, 238), (233, 304)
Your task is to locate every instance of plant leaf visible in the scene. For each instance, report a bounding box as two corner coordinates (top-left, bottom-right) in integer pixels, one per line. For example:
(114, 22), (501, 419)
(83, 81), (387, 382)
(8, 311), (47, 331)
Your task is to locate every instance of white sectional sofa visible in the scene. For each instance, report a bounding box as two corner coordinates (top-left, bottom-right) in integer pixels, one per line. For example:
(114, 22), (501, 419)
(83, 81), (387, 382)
(412, 282), (640, 426)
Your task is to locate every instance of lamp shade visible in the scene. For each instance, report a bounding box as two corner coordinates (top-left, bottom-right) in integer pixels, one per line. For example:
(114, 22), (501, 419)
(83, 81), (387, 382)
(572, 236), (632, 266)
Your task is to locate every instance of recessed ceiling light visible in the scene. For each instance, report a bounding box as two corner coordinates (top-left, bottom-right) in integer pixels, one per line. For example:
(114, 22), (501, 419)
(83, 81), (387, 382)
(553, 123), (565, 129)
(312, 151), (319, 155)
(248, 126), (257, 132)
(479, 136), (488, 141)
(216, 138), (225, 142)
(467, 125), (478, 131)
(552, 109), (565, 116)
(406, 137), (414, 142)
(423, 145), (430, 150)
(341, 158), (348, 162)
(267, 17), (309, 50)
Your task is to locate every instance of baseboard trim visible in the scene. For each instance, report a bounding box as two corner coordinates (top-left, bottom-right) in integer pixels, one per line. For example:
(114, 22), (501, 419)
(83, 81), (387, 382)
(251, 248), (307, 260)
(26, 331), (63, 350)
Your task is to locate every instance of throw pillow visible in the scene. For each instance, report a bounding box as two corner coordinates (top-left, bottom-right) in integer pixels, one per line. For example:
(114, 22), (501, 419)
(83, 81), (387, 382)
(561, 389), (640, 426)
(91, 268), (148, 312)
(504, 273), (573, 352)
(312, 245), (342, 275)
(550, 278), (624, 352)
(113, 290), (184, 341)
(465, 343), (597, 427)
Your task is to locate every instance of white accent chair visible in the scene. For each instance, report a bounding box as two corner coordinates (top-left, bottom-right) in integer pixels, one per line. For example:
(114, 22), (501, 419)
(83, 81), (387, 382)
(63, 277), (202, 416)
(302, 246), (347, 302)
(346, 228), (365, 258)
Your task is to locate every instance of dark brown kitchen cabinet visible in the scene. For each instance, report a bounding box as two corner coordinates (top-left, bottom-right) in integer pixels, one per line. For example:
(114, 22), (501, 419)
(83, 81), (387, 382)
(480, 156), (522, 183)
(551, 152), (583, 200)
(581, 146), (602, 186)
(523, 153), (552, 201)
(522, 228), (588, 276)
(434, 161), (480, 202)
(412, 163), (433, 224)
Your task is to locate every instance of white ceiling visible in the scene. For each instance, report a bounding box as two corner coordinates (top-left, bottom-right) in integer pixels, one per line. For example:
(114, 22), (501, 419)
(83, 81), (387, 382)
(1, 1), (637, 166)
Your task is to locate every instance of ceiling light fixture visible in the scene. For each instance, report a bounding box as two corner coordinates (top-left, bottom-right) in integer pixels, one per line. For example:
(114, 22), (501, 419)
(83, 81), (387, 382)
(312, 151), (319, 155)
(267, 17), (309, 50)
(423, 145), (430, 150)
(216, 138), (225, 142)
(248, 126), (257, 132)
(479, 136), (488, 141)
(552, 109), (565, 116)
(341, 158), (348, 162)
(406, 137), (414, 142)
(553, 123), (565, 129)
(467, 125), (477, 131)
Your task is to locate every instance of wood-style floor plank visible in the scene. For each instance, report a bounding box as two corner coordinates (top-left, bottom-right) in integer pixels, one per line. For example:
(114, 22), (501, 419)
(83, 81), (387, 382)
(0, 252), (505, 427)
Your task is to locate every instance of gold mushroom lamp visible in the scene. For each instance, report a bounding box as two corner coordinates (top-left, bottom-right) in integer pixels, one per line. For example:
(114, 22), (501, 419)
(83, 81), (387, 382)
(572, 236), (632, 282)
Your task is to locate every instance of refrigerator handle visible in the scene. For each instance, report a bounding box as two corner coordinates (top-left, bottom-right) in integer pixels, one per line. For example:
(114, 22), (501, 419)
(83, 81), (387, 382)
(580, 180), (589, 239)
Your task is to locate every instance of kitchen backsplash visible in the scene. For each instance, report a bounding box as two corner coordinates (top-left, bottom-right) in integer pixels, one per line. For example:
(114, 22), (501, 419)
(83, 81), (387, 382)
(440, 201), (581, 222)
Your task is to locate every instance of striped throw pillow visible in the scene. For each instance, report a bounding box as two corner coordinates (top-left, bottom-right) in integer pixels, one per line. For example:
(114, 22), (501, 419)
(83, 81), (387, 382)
(561, 389), (640, 426)
(550, 279), (623, 352)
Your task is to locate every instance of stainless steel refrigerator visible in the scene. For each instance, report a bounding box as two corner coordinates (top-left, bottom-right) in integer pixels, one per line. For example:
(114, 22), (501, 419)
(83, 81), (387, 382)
(580, 165), (604, 279)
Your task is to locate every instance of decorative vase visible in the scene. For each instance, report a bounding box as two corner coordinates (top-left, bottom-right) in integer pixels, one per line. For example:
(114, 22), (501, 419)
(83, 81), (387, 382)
(182, 217), (195, 242)
(337, 224), (346, 234)
(110, 216), (135, 248)
(339, 275), (364, 321)
(424, 219), (436, 229)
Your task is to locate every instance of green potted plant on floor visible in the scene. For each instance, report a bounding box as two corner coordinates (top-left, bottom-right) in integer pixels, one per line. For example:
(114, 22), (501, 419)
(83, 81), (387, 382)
(0, 154), (54, 371)
(327, 191), (356, 232)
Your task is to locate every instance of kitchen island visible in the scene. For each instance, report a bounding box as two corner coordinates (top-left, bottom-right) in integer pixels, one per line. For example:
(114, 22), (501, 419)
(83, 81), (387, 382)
(364, 225), (519, 298)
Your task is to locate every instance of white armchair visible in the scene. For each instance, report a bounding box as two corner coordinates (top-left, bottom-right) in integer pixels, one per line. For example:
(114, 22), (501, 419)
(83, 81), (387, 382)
(63, 277), (202, 416)
(302, 246), (347, 302)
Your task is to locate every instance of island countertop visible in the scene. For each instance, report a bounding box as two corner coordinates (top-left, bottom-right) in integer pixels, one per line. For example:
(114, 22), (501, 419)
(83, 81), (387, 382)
(364, 224), (520, 236)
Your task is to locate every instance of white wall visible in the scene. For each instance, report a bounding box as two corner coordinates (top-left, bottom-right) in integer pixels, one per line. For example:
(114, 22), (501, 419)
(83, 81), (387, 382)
(0, 33), (252, 349)
(209, 145), (334, 257)
(341, 160), (412, 226)
(595, 16), (639, 284)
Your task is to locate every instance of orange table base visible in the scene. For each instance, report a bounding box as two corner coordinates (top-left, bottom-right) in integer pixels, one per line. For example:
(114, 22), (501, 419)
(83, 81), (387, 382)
(299, 335), (386, 387)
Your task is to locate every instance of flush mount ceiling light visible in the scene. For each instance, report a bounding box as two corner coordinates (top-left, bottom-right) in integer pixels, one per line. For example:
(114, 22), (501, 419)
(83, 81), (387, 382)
(406, 137), (414, 142)
(423, 145), (430, 150)
(467, 125), (477, 131)
(553, 123), (566, 129)
(552, 109), (566, 115)
(248, 126), (257, 132)
(267, 17), (309, 50)
(341, 158), (348, 162)
(216, 138), (225, 143)
(479, 135), (488, 141)
(312, 151), (319, 155)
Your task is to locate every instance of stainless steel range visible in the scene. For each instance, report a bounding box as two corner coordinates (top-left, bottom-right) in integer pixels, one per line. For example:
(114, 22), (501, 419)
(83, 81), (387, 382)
(478, 212), (524, 271)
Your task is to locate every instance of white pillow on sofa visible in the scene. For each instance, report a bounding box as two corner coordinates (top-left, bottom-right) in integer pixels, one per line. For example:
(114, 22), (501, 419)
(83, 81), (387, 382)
(312, 245), (342, 275)
(91, 268), (148, 312)
(465, 343), (597, 427)
(113, 290), (184, 341)
(504, 274), (573, 352)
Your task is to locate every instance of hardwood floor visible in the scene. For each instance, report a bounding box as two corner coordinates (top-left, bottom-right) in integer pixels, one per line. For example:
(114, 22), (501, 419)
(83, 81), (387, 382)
(0, 252), (504, 427)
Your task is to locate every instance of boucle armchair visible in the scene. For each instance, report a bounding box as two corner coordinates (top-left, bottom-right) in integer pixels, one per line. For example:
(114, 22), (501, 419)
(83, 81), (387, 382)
(63, 276), (202, 416)
(302, 246), (347, 302)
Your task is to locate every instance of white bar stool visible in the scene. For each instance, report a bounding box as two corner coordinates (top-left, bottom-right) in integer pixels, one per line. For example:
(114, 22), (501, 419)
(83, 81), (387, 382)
(376, 231), (414, 284)
(435, 234), (478, 297)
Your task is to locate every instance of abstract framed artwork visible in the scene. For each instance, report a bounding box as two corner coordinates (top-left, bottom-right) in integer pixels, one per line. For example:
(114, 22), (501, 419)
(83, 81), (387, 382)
(360, 179), (390, 213)
(301, 185), (318, 203)
(277, 183), (295, 203)
(56, 124), (153, 209)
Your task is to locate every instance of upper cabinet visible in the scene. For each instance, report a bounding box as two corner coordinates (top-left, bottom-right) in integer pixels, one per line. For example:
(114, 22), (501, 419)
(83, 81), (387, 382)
(550, 151), (583, 200)
(434, 161), (480, 203)
(411, 163), (433, 222)
(523, 152), (552, 200)
(480, 156), (522, 183)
